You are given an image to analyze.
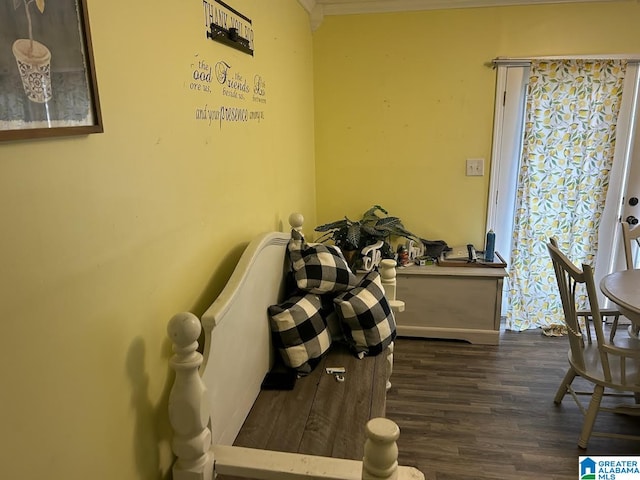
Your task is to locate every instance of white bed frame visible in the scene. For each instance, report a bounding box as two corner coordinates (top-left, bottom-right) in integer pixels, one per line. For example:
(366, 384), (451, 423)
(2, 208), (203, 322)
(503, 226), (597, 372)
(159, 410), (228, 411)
(167, 214), (424, 480)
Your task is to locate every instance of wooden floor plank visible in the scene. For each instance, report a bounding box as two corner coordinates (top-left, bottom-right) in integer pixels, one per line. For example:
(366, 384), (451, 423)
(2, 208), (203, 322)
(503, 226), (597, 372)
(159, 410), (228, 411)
(387, 327), (640, 480)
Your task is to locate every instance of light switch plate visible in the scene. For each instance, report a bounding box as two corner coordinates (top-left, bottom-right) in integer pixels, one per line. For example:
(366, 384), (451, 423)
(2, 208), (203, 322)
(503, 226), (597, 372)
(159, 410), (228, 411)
(466, 158), (484, 176)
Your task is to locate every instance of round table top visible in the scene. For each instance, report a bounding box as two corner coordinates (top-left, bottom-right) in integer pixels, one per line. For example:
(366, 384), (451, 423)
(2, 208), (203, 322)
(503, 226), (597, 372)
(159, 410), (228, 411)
(600, 269), (640, 317)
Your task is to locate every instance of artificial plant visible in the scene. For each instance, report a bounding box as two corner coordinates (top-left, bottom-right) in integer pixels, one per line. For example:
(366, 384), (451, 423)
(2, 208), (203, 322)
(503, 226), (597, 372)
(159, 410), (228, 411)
(315, 205), (420, 259)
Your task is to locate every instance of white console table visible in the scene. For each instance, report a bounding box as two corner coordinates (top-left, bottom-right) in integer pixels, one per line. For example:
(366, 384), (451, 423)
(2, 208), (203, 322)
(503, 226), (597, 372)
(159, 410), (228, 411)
(395, 263), (507, 345)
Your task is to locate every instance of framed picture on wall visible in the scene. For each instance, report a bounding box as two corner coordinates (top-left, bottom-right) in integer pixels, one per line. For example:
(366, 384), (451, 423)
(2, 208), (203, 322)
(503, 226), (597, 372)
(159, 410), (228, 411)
(0, 0), (102, 142)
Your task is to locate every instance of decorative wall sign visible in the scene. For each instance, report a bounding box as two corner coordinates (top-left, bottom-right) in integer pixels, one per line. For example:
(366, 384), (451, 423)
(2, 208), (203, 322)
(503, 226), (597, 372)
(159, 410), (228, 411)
(0, 0), (103, 141)
(203, 0), (254, 56)
(187, 54), (266, 129)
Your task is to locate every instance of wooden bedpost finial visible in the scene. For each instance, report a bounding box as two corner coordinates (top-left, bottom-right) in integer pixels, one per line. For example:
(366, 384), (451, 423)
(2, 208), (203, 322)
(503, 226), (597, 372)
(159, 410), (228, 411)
(362, 418), (400, 480)
(379, 259), (397, 296)
(288, 212), (304, 231)
(379, 259), (405, 313)
(167, 312), (214, 480)
(168, 312), (201, 354)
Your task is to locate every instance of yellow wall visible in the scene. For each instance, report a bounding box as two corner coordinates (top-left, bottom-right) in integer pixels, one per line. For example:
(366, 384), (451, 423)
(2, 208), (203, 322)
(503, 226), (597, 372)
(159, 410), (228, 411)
(0, 1), (315, 479)
(3, 1), (640, 479)
(313, 1), (640, 247)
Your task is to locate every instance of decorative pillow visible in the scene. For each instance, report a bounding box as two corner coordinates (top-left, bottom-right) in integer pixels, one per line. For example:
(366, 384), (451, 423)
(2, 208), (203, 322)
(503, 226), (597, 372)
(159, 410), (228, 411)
(320, 294), (345, 342)
(333, 270), (397, 356)
(268, 293), (332, 374)
(288, 229), (357, 294)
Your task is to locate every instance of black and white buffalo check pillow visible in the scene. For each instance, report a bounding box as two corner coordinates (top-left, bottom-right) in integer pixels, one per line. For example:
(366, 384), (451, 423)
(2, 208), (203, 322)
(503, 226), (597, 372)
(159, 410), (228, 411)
(333, 270), (396, 357)
(288, 229), (357, 294)
(268, 293), (332, 374)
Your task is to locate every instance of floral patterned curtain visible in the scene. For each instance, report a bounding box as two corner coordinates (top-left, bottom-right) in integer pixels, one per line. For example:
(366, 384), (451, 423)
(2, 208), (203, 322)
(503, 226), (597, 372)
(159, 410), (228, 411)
(507, 59), (627, 331)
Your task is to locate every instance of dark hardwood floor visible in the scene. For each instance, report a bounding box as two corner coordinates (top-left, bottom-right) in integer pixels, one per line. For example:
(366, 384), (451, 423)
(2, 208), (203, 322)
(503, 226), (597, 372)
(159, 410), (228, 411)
(386, 328), (640, 480)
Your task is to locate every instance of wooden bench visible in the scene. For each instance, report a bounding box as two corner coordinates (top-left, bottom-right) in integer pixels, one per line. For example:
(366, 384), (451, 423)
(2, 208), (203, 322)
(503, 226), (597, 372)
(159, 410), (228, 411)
(232, 342), (389, 460)
(167, 214), (423, 480)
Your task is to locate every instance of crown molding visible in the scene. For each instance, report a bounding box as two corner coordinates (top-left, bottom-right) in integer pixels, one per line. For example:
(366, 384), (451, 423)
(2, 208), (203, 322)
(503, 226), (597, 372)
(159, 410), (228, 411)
(318, 0), (622, 15)
(298, 0), (316, 13)
(299, 0), (625, 30)
(298, 0), (324, 30)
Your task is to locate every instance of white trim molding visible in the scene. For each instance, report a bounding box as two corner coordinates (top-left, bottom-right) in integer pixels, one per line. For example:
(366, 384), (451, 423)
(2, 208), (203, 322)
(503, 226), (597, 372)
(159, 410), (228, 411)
(299, 0), (626, 30)
(297, 0), (324, 31)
